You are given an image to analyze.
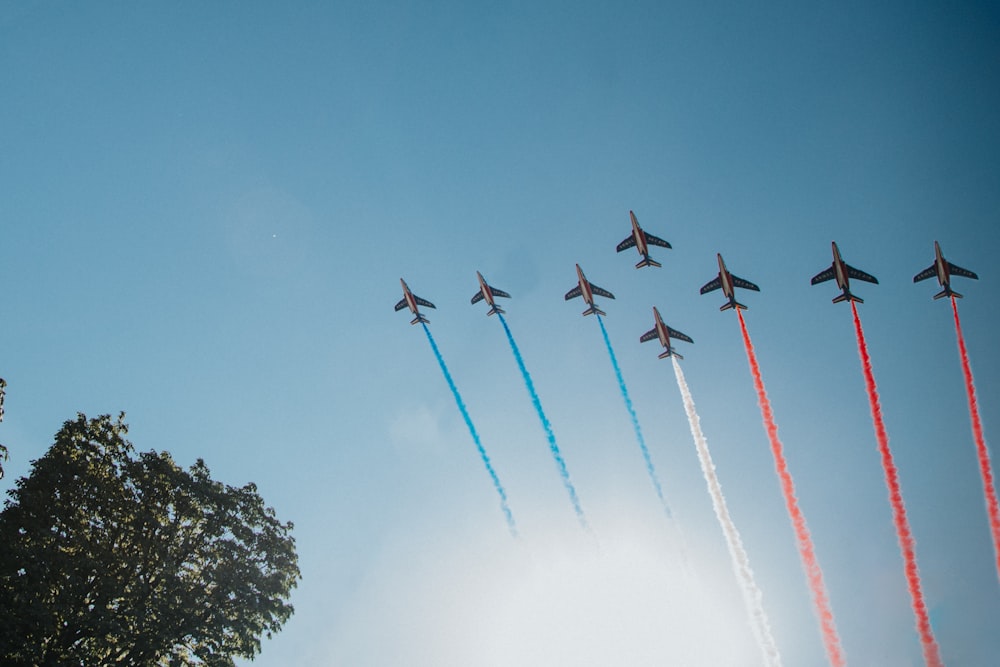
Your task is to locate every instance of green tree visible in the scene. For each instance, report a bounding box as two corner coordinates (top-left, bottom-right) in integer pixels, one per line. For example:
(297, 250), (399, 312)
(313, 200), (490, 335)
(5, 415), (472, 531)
(0, 413), (300, 666)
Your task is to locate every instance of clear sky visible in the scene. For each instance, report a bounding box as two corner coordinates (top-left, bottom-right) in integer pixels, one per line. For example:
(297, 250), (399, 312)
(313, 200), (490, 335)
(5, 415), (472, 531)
(2, 2), (999, 665)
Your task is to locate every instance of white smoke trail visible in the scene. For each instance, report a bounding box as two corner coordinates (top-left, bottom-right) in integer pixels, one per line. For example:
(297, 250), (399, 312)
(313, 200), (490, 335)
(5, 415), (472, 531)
(671, 357), (782, 667)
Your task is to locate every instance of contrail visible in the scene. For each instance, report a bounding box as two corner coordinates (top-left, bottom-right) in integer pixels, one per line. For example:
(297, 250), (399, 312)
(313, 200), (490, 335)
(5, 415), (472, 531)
(736, 310), (846, 667)
(670, 356), (783, 667)
(496, 313), (589, 531)
(951, 297), (1000, 582)
(850, 303), (943, 667)
(421, 323), (518, 538)
(596, 314), (672, 518)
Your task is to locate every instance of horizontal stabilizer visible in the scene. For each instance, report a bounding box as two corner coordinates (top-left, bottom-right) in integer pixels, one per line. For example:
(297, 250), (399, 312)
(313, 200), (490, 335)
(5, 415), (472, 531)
(410, 314), (430, 325)
(635, 257), (662, 269)
(720, 301), (747, 311)
(659, 349), (682, 360)
(582, 306), (606, 317)
(934, 288), (959, 300)
(486, 305), (506, 316)
(832, 292), (862, 304)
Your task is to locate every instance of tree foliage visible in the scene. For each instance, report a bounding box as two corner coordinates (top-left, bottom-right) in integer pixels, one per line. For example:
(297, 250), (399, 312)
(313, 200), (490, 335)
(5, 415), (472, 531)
(0, 413), (300, 666)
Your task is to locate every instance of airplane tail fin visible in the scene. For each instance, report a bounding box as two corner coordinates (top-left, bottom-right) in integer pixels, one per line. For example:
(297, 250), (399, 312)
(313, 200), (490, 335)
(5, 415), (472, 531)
(720, 301), (747, 312)
(486, 305), (506, 316)
(635, 257), (662, 269)
(410, 314), (431, 325)
(582, 306), (607, 317)
(659, 349), (682, 360)
(832, 292), (863, 304)
(934, 287), (958, 300)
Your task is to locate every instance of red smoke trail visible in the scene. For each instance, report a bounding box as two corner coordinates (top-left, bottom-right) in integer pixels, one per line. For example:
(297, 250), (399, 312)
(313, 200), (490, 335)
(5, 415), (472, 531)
(851, 302), (943, 667)
(736, 310), (845, 667)
(951, 297), (1000, 582)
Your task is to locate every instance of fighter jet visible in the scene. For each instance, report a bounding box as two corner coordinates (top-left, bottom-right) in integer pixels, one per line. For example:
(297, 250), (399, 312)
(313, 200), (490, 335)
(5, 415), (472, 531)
(471, 271), (511, 316)
(394, 278), (436, 324)
(913, 241), (978, 300)
(565, 264), (615, 317)
(810, 242), (878, 304)
(617, 210), (672, 269)
(700, 254), (760, 311)
(640, 307), (693, 359)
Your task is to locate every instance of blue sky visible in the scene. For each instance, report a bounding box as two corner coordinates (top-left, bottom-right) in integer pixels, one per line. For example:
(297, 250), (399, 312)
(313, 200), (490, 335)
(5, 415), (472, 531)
(2, 2), (999, 665)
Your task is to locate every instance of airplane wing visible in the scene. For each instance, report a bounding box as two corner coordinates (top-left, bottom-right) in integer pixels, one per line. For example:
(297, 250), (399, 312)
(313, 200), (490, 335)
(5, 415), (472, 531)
(394, 298), (407, 311)
(846, 265), (879, 284)
(590, 283), (616, 300)
(471, 292), (485, 305)
(667, 327), (693, 344)
(810, 266), (835, 285)
(616, 236), (637, 252)
(490, 287), (512, 299)
(644, 233), (672, 249)
(731, 274), (760, 291)
(948, 262), (979, 280)
(912, 264), (936, 283)
(700, 276), (722, 294)
(415, 296), (436, 309)
(565, 285), (582, 300)
(639, 328), (658, 343)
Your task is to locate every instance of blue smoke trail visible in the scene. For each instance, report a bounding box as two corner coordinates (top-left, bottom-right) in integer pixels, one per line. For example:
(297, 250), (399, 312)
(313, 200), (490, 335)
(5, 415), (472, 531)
(421, 323), (518, 538)
(596, 314), (673, 518)
(496, 313), (590, 531)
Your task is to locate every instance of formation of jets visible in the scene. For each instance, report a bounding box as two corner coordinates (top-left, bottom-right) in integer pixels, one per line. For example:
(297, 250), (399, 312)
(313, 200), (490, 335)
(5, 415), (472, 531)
(396, 211), (979, 356)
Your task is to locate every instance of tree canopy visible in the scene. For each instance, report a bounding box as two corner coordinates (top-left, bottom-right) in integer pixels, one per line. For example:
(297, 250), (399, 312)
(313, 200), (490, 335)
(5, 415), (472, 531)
(0, 413), (300, 666)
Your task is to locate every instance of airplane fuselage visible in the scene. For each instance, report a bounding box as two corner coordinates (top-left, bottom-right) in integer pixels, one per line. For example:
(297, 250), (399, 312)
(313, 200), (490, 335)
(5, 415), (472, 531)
(401, 279), (420, 316)
(832, 243), (851, 292)
(630, 211), (649, 259)
(718, 254), (736, 302)
(576, 264), (597, 308)
(653, 308), (671, 349)
(476, 271), (497, 308)
(934, 241), (950, 287)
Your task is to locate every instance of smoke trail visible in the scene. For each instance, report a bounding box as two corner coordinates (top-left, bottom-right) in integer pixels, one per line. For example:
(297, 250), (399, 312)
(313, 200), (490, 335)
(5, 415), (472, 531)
(951, 297), (1000, 582)
(495, 313), (590, 531)
(850, 303), (943, 667)
(595, 314), (673, 518)
(421, 323), (518, 538)
(670, 356), (783, 667)
(736, 310), (845, 667)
